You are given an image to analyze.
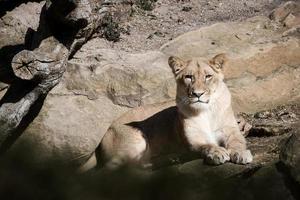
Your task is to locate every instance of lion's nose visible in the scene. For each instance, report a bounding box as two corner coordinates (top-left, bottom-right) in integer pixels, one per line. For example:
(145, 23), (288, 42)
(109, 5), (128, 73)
(191, 91), (205, 98)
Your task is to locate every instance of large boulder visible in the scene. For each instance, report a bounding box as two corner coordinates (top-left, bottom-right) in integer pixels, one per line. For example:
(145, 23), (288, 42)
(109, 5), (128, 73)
(164, 162), (295, 200)
(269, 1), (300, 28)
(280, 124), (300, 184)
(0, 1), (43, 48)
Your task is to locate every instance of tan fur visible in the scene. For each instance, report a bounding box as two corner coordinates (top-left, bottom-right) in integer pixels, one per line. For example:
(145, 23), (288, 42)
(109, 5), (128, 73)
(82, 54), (253, 171)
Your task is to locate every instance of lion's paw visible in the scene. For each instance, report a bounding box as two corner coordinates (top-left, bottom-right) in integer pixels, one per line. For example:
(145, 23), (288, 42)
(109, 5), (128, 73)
(230, 149), (253, 164)
(205, 146), (230, 165)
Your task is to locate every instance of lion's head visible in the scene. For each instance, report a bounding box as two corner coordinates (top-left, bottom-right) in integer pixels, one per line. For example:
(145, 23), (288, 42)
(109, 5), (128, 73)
(168, 54), (227, 114)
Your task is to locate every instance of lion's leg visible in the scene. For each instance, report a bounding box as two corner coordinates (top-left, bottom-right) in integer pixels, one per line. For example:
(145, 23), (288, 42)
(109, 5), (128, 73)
(104, 147), (148, 170)
(185, 140), (229, 165)
(222, 127), (253, 164)
(99, 125), (148, 170)
(182, 130), (229, 165)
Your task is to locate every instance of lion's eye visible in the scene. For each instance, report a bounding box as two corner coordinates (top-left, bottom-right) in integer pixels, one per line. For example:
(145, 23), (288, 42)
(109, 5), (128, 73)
(184, 75), (193, 84)
(205, 74), (213, 80)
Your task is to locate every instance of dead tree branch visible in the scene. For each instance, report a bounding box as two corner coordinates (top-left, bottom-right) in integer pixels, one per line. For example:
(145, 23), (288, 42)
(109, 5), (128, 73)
(0, 0), (125, 149)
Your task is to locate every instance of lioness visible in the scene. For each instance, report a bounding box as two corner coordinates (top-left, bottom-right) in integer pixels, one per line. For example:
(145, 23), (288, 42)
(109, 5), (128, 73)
(81, 54), (253, 171)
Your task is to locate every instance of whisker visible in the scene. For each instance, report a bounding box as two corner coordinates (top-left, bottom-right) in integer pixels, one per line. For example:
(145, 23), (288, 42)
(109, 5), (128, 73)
(178, 96), (189, 104)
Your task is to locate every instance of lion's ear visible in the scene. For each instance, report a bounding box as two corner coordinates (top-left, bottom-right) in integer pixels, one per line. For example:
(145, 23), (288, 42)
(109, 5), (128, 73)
(168, 56), (187, 75)
(209, 53), (227, 72)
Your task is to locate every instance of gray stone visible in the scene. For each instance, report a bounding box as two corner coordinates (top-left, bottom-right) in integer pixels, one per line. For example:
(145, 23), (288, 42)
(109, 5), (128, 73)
(280, 126), (300, 184)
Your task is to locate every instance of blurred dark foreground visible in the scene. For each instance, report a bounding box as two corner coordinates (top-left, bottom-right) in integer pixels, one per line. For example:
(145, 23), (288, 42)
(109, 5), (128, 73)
(0, 142), (299, 200)
(0, 144), (192, 200)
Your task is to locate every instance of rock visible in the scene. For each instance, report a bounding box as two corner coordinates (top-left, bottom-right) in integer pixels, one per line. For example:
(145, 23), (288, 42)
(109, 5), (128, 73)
(283, 25), (300, 37)
(0, 1), (43, 48)
(280, 125), (300, 184)
(11, 93), (127, 166)
(245, 104), (299, 137)
(269, 1), (300, 23)
(136, 0), (156, 11)
(229, 164), (295, 200)
(241, 104), (300, 165)
(283, 13), (300, 28)
(67, 44), (175, 108)
(182, 6), (192, 12)
(269, 1), (300, 33)
(153, 161), (295, 200)
(236, 114), (252, 137)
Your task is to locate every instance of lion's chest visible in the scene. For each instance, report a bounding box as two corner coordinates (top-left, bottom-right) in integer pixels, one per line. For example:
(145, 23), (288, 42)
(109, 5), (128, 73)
(184, 111), (223, 145)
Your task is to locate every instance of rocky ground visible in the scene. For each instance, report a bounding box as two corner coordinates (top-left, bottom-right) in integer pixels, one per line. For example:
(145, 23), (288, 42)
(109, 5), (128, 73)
(108, 0), (287, 52)
(0, 0), (300, 200)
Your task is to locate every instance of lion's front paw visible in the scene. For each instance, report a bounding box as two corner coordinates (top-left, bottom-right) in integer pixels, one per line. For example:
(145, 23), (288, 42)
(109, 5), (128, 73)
(230, 149), (253, 164)
(205, 146), (230, 165)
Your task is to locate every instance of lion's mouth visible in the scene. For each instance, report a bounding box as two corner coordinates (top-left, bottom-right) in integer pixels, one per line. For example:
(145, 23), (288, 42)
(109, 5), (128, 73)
(191, 98), (209, 104)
